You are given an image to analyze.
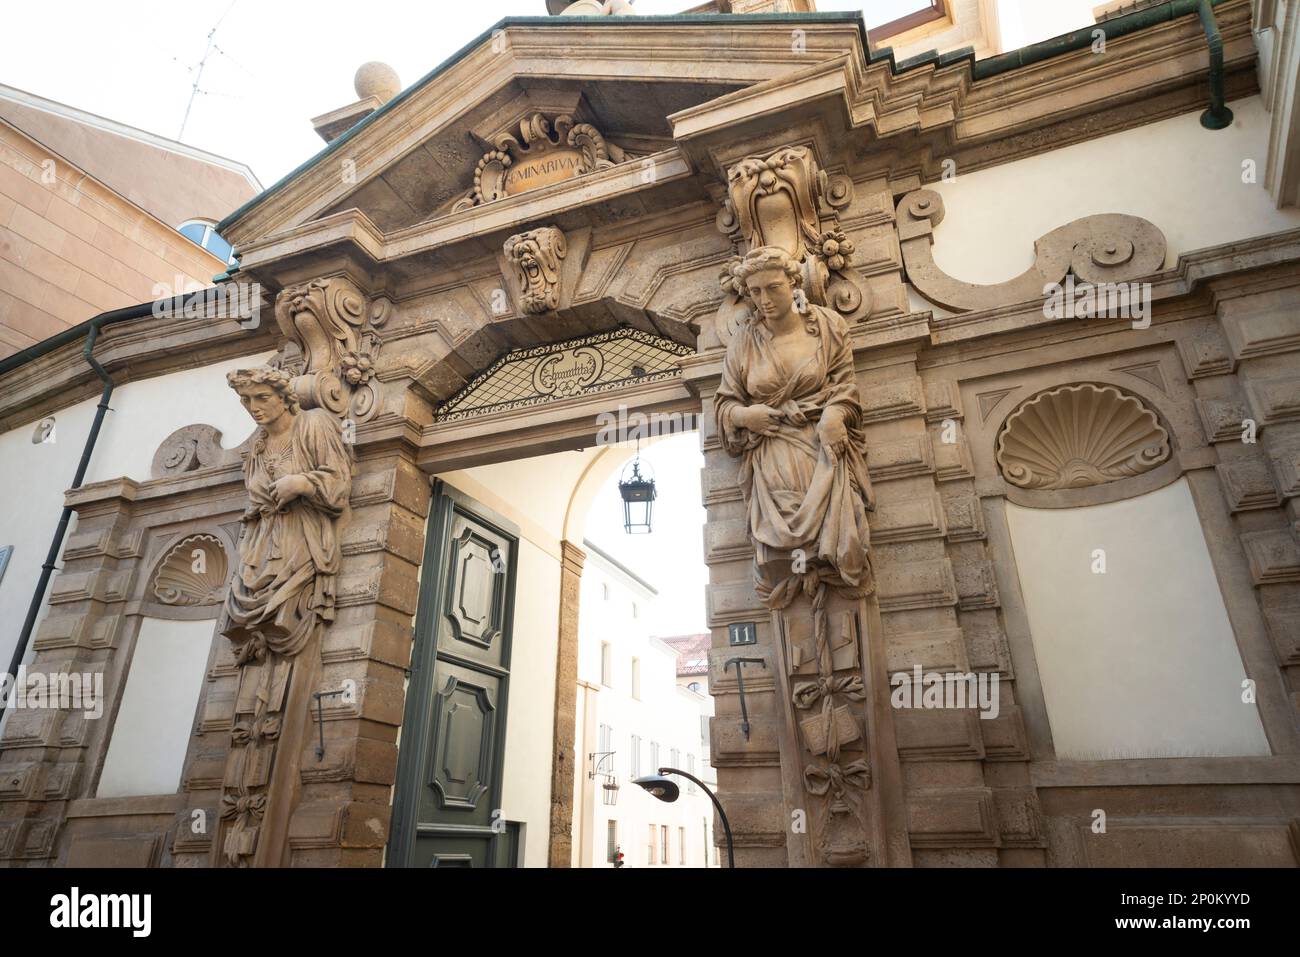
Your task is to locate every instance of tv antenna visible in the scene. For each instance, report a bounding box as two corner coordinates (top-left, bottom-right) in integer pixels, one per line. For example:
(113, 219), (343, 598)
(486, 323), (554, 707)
(177, 0), (241, 141)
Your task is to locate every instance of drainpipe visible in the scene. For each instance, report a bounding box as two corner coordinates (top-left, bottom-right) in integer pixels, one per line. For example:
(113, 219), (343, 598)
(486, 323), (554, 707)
(0, 291), (215, 729)
(973, 0), (1235, 131)
(1197, 0), (1233, 129)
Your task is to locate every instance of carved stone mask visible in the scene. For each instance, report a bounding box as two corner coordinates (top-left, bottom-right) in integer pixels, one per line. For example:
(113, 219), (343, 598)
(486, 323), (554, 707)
(505, 226), (567, 314)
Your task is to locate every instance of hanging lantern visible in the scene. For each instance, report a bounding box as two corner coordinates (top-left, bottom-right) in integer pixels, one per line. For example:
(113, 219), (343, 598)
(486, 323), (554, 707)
(601, 775), (620, 806)
(618, 449), (656, 534)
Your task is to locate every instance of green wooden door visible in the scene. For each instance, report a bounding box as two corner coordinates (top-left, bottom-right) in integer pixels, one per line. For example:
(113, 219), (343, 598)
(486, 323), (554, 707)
(387, 482), (519, 868)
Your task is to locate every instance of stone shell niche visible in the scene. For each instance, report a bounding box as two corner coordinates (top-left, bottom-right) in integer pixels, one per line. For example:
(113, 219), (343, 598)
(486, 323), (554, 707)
(995, 383), (1172, 491)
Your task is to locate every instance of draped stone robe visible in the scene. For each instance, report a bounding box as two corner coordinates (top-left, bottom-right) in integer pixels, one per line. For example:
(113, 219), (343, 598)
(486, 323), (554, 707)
(715, 303), (873, 592)
(221, 407), (352, 658)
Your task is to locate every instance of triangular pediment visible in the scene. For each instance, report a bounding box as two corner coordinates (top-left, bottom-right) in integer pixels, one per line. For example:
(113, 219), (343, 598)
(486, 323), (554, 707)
(218, 13), (875, 248)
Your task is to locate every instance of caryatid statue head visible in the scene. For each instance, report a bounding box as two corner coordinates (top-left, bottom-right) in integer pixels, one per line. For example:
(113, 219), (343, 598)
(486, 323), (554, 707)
(726, 245), (810, 329)
(228, 366), (299, 431)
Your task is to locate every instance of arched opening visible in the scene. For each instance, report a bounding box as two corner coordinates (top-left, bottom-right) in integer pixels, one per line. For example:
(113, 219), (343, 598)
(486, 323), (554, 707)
(387, 427), (712, 868)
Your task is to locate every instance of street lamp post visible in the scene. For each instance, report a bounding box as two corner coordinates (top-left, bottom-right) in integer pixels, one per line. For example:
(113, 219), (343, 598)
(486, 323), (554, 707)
(632, 766), (734, 869)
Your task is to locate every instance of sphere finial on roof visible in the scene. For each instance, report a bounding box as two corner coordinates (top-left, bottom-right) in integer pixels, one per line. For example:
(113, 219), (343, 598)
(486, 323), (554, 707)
(354, 62), (400, 104)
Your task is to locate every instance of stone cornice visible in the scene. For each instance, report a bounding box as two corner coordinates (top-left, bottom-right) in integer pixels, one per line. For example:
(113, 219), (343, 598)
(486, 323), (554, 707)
(234, 150), (693, 282)
(671, 0), (1257, 183)
(5, 224), (1300, 436)
(0, 314), (275, 435)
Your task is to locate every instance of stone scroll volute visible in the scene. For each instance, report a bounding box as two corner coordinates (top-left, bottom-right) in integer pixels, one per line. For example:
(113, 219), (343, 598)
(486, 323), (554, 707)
(896, 188), (1167, 313)
(272, 276), (391, 423)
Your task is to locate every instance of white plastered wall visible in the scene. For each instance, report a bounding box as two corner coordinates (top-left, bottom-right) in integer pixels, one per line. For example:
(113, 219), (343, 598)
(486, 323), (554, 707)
(96, 616), (216, 797)
(909, 95), (1300, 316)
(1005, 478), (1271, 760)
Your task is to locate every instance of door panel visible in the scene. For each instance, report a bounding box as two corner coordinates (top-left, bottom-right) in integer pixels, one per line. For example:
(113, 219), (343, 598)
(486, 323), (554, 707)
(424, 664), (499, 816)
(439, 516), (511, 669)
(388, 482), (518, 868)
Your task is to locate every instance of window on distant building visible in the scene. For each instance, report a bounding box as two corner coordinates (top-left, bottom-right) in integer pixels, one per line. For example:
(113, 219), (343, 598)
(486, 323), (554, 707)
(177, 219), (237, 265)
(687, 681), (701, 693)
(631, 657), (641, 700)
(600, 722), (616, 774)
(647, 824), (656, 865)
(607, 820), (618, 863)
(687, 754), (696, 793)
(670, 747), (679, 771)
(661, 824), (669, 865)
(631, 601), (638, 619)
(650, 741), (659, 772)
(601, 642), (612, 686)
(630, 734), (641, 777)
(866, 0), (947, 46)
(679, 827), (686, 865)
(602, 581), (609, 600)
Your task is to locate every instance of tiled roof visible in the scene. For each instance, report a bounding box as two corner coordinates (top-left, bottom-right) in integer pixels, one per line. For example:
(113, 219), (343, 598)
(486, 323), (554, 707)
(658, 633), (711, 676)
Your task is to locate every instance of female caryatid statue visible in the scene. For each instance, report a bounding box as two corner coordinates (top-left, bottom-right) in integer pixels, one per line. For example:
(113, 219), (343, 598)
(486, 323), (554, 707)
(715, 246), (874, 602)
(221, 367), (352, 660)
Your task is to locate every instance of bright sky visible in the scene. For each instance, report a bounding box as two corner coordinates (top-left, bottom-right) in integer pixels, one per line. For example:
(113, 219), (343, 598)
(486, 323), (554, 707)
(0, 1), (967, 188)
(582, 432), (710, 638)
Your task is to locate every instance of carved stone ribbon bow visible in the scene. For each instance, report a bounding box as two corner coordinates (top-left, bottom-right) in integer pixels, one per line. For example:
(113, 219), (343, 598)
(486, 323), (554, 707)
(803, 759), (871, 798)
(220, 792), (267, 822)
(230, 715), (282, 746)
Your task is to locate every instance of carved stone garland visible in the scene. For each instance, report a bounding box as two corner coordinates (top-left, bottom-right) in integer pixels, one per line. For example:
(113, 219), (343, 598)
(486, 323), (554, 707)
(996, 383), (1171, 490)
(715, 145), (871, 343)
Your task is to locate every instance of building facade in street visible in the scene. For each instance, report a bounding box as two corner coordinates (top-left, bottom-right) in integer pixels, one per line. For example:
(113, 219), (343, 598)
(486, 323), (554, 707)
(0, 83), (260, 355)
(572, 541), (716, 867)
(0, 0), (1298, 867)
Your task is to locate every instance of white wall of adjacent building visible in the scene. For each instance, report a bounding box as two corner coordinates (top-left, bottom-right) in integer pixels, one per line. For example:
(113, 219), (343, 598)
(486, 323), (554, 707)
(571, 543), (717, 868)
(0, 350), (271, 741)
(909, 94), (1300, 318)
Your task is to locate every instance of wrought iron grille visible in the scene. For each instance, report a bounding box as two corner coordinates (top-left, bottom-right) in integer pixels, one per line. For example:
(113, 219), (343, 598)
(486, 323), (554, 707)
(433, 328), (693, 422)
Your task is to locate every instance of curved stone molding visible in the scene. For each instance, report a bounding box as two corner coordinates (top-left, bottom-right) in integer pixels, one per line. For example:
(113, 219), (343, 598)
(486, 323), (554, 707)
(995, 384), (1171, 490)
(153, 534), (229, 606)
(505, 226), (567, 314)
(151, 424), (229, 479)
(897, 189), (1166, 313)
(715, 145), (871, 339)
